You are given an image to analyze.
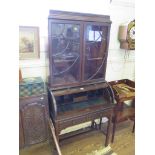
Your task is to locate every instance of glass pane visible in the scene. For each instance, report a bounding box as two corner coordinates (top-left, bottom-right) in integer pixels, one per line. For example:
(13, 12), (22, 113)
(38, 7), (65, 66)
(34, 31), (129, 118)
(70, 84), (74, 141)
(84, 25), (108, 81)
(50, 23), (80, 85)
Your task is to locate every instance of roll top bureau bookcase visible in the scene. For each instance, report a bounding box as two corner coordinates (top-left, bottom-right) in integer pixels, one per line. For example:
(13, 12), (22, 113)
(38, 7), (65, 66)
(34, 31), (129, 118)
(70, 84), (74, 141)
(47, 10), (114, 147)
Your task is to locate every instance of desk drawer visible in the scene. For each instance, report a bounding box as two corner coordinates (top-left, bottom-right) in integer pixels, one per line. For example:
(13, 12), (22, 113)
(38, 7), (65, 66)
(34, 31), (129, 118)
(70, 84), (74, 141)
(87, 109), (113, 121)
(58, 108), (113, 131)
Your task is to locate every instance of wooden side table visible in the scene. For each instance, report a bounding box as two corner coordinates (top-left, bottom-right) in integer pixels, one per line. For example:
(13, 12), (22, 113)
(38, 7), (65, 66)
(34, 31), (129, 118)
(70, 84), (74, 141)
(109, 79), (135, 142)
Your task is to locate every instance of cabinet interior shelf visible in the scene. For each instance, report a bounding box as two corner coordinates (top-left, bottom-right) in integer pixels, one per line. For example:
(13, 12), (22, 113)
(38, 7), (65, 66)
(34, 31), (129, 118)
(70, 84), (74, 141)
(54, 59), (77, 63)
(54, 57), (103, 63)
(86, 57), (103, 61)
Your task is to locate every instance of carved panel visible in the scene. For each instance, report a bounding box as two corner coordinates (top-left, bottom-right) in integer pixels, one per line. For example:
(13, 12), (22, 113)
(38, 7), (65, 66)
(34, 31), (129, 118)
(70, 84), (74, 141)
(19, 111), (24, 148)
(21, 100), (48, 146)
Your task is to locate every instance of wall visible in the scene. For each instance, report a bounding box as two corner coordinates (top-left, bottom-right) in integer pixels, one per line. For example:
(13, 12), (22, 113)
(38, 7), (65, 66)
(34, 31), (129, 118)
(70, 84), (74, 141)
(19, 0), (135, 82)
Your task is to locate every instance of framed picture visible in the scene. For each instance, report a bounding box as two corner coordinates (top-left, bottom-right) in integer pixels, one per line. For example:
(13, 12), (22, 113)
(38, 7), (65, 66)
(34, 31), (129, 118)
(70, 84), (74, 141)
(19, 26), (40, 59)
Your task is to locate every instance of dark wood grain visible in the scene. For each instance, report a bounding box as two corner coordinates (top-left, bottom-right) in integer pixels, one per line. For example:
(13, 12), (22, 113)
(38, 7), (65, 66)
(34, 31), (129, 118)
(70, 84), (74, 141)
(19, 94), (49, 148)
(48, 10), (111, 23)
(19, 111), (24, 148)
(47, 11), (114, 150)
(52, 82), (108, 96)
(48, 83), (115, 147)
(48, 10), (111, 88)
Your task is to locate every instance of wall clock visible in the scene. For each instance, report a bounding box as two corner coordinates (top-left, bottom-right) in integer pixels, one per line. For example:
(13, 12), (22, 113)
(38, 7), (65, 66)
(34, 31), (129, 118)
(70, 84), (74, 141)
(118, 19), (135, 50)
(127, 20), (135, 50)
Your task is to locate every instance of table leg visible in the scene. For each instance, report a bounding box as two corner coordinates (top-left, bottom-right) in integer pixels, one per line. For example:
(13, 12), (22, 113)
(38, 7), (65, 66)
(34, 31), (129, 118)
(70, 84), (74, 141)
(99, 118), (102, 130)
(105, 115), (112, 147)
(132, 121), (135, 133)
(111, 117), (116, 143)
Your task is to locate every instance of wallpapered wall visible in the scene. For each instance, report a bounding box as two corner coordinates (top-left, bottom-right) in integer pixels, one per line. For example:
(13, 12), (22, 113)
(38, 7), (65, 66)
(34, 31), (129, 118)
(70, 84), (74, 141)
(19, 0), (135, 82)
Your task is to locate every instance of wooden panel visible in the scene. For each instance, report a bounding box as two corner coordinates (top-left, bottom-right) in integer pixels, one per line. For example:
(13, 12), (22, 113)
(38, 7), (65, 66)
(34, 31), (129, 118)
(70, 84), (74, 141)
(52, 82), (108, 96)
(57, 108), (113, 132)
(19, 111), (24, 148)
(20, 95), (48, 147)
(49, 10), (111, 23)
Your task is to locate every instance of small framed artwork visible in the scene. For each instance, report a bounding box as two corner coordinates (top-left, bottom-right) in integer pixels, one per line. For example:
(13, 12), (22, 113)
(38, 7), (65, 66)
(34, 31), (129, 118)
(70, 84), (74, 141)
(19, 26), (40, 59)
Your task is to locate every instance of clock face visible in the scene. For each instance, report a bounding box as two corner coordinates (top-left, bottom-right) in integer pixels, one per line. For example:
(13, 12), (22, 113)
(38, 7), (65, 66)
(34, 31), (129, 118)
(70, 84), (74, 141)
(127, 20), (135, 50)
(129, 26), (135, 40)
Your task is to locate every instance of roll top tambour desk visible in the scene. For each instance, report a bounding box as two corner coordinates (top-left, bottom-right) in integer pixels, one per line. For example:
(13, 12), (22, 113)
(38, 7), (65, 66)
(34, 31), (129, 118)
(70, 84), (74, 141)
(48, 81), (114, 147)
(47, 10), (114, 147)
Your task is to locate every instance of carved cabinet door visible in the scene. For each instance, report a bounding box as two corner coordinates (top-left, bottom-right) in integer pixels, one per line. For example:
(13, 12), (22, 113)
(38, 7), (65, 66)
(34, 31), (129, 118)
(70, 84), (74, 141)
(20, 95), (48, 147)
(19, 111), (24, 148)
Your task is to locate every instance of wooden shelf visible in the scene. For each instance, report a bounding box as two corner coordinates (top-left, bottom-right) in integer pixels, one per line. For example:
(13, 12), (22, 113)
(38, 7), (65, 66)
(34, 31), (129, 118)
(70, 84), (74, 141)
(54, 59), (76, 63)
(87, 57), (103, 61)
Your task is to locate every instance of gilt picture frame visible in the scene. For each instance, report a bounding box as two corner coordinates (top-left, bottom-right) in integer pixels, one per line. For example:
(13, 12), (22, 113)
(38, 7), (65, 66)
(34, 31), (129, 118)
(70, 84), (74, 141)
(19, 26), (40, 60)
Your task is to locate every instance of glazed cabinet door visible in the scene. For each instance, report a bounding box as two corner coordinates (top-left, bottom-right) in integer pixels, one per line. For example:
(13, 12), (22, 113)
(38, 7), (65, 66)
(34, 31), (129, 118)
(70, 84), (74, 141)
(48, 20), (83, 87)
(83, 23), (110, 82)
(19, 95), (48, 147)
